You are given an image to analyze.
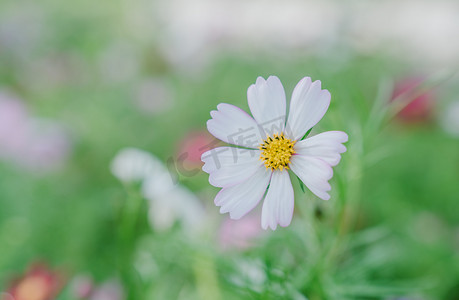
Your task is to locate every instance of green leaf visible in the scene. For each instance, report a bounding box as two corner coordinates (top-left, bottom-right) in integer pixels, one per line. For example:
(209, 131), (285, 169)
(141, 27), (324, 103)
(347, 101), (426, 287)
(297, 176), (305, 193)
(300, 127), (313, 140)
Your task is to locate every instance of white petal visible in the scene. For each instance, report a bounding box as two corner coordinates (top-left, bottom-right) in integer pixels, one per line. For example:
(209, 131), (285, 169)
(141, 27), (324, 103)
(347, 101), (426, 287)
(148, 195), (176, 231)
(289, 155), (333, 200)
(247, 76), (286, 136)
(201, 147), (263, 188)
(207, 103), (264, 148)
(175, 186), (206, 232)
(214, 166), (271, 220)
(285, 77), (331, 141)
(145, 182), (205, 233)
(142, 171), (176, 199)
(294, 131), (348, 166)
(110, 147), (167, 183)
(261, 171), (294, 230)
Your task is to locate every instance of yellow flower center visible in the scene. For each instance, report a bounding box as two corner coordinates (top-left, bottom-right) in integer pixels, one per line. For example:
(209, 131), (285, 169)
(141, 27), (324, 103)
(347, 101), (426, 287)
(259, 133), (295, 171)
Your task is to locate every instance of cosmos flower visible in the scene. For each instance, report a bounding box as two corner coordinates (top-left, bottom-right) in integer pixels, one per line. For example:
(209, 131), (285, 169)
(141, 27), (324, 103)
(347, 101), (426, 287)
(202, 76), (348, 230)
(110, 147), (164, 183)
(111, 148), (205, 232)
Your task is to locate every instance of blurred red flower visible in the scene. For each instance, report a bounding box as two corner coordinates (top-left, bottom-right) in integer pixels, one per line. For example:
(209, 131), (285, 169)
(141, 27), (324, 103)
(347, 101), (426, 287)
(391, 77), (435, 123)
(176, 130), (219, 171)
(6, 264), (64, 300)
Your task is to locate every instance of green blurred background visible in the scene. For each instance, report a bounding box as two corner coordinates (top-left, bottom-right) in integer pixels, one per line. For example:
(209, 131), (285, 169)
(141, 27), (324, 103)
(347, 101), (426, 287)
(0, 0), (458, 299)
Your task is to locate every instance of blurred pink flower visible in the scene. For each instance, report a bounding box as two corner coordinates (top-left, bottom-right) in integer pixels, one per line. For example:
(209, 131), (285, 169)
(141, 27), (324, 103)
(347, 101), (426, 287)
(89, 280), (124, 300)
(176, 130), (218, 170)
(0, 92), (29, 157)
(71, 276), (124, 300)
(391, 77), (435, 123)
(21, 119), (72, 170)
(6, 263), (64, 300)
(71, 275), (94, 299)
(0, 91), (71, 171)
(219, 213), (263, 250)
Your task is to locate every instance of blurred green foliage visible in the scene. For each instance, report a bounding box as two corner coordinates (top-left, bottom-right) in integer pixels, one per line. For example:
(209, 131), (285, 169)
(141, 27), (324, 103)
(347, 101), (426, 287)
(0, 0), (458, 300)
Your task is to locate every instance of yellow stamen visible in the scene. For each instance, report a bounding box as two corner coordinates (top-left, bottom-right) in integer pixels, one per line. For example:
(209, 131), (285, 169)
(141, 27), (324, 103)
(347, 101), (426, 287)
(259, 133), (295, 171)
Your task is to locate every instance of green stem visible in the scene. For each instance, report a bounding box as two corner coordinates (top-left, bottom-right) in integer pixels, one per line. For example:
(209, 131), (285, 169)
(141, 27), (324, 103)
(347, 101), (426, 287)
(116, 184), (145, 300)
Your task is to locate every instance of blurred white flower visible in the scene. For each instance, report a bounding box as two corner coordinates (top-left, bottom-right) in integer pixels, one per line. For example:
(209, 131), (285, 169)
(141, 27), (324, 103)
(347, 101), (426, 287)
(153, 0), (459, 70)
(144, 182), (205, 232)
(134, 247), (159, 282)
(111, 148), (205, 232)
(228, 258), (266, 293)
(154, 0), (338, 73)
(110, 148), (166, 183)
(202, 76), (347, 230)
(441, 101), (459, 137)
(348, 0), (459, 66)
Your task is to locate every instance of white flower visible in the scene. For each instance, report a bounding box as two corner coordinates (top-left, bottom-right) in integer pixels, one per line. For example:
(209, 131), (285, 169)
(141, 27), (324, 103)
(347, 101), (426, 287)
(229, 258), (266, 292)
(202, 76), (348, 230)
(142, 178), (205, 232)
(110, 148), (166, 183)
(111, 148), (205, 232)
